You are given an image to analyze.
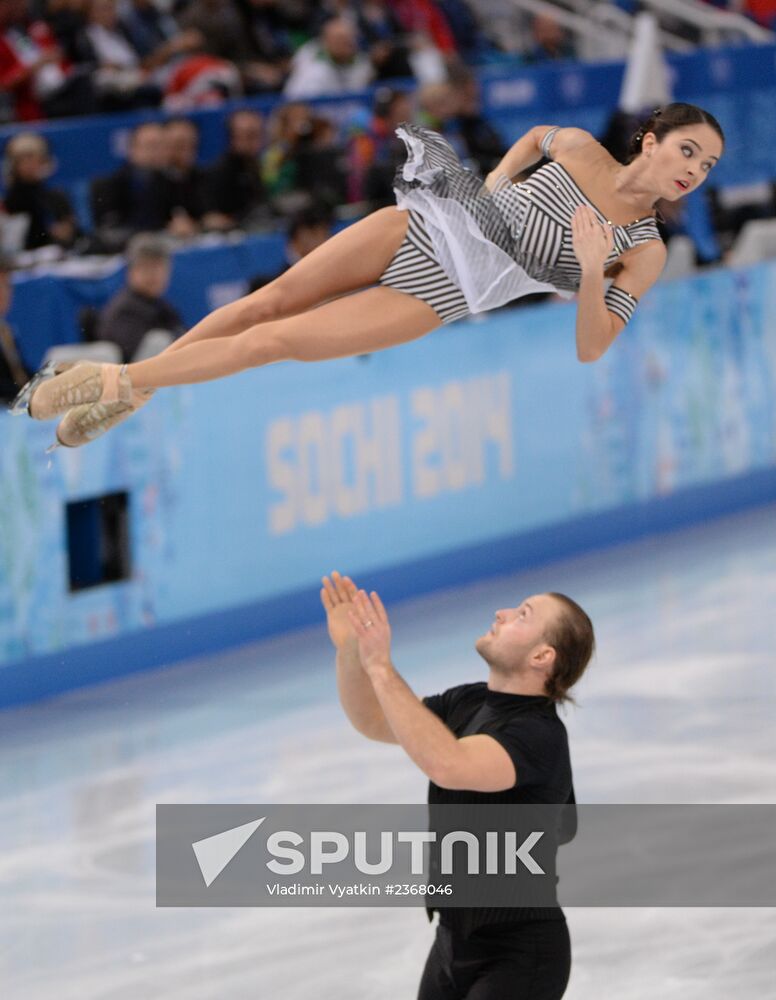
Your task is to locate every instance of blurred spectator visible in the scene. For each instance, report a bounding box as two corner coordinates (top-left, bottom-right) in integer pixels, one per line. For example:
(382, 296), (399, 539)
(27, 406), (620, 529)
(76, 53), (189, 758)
(524, 13), (575, 63)
(2, 131), (80, 251)
(0, 0), (96, 120)
(163, 118), (206, 237)
(121, 0), (203, 69)
(284, 17), (373, 99)
(90, 121), (172, 251)
(235, 0), (303, 91)
(358, 86), (413, 208)
(436, 0), (490, 61)
(248, 204), (333, 288)
(95, 233), (182, 362)
(262, 102), (347, 212)
(0, 252), (31, 405)
(392, 0), (457, 57)
(73, 0), (161, 111)
(45, 0), (89, 65)
(177, 0), (272, 93)
(202, 108), (269, 230)
(177, 0), (248, 61)
(162, 54), (242, 111)
(416, 80), (468, 159)
(449, 67), (506, 175)
(598, 107), (641, 166)
(351, 0), (414, 80)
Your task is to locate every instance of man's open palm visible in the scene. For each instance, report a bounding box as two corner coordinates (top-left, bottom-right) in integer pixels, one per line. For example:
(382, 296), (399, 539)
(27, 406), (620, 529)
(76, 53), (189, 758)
(321, 571), (359, 650)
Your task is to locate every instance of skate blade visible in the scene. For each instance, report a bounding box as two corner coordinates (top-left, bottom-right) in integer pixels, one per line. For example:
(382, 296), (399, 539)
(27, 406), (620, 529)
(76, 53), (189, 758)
(10, 361), (60, 416)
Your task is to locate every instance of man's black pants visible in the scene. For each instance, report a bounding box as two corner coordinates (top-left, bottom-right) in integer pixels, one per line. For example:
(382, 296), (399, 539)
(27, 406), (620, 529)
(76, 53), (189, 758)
(418, 919), (571, 1000)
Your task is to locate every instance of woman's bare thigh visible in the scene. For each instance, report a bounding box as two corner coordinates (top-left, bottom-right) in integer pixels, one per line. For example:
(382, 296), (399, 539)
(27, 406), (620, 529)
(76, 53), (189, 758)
(245, 207), (410, 319)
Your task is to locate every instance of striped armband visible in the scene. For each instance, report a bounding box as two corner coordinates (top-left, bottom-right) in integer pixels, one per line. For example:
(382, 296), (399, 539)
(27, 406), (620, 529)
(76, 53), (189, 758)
(540, 126), (561, 160)
(604, 285), (639, 324)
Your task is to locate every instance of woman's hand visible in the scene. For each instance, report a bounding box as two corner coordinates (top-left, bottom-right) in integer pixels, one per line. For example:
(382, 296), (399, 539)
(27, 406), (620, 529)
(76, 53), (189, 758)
(348, 590), (393, 676)
(571, 205), (614, 274)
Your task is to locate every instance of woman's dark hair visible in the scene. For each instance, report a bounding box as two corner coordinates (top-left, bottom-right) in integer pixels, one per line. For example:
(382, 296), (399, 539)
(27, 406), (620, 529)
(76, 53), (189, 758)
(626, 102), (725, 162)
(543, 593), (595, 705)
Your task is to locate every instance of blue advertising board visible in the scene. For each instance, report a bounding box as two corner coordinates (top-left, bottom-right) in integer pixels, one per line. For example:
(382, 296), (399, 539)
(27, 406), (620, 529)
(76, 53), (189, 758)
(1, 259), (775, 705)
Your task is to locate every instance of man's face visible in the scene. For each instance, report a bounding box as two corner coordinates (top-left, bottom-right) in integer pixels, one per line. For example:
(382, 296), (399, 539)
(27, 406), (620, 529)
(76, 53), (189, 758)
(229, 113), (263, 157)
(165, 122), (198, 171)
(475, 593), (560, 674)
(129, 124), (166, 170)
(11, 147), (48, 183)
(323, 20), (356, 64)
(0, 271), (12, 317)
(129, 257), (170, 299)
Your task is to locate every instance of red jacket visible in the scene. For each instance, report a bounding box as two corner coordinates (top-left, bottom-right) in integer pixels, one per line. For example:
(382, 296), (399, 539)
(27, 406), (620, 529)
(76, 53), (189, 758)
(0, 20), (65, 121)
(392, 0), (457, 55)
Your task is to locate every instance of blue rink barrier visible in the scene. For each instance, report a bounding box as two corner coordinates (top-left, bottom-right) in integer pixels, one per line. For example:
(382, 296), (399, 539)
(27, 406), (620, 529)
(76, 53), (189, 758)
(1, 261), (776, 706)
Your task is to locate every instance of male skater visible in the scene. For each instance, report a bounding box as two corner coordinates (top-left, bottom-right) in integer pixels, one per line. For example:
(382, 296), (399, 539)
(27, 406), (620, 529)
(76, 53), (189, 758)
(321, 571), (594, 1000)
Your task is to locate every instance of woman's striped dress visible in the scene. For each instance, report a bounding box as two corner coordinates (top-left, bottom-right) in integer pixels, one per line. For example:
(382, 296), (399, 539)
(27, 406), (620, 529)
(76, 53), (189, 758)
(378, 124), (662, 325)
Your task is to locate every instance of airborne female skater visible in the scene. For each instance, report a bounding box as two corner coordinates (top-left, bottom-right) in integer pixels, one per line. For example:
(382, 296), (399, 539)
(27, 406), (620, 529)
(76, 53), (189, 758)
(14, 103), (723, 447)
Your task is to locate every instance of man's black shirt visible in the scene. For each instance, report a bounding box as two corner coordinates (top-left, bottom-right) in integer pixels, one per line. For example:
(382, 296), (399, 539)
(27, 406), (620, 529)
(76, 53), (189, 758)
(422, 682), (576, 937)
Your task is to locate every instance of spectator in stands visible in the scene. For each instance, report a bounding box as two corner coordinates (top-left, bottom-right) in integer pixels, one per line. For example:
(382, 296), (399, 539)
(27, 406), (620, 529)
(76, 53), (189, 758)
(248, 204), (334, 288)
(284, 17), (373, 99)
(0, 0), (96, 120)
(449, 67), (506, 176)
(163, 118), (206, 238)
(436, 0), (490, 61)
(202, 108), (269, 230)
(262, 102), (347, 213)
(0, 252), (31, 404)
(2, 131), (80, 251)
(416, 81), (469, 161)
(73, 0), (161, 111)
(90, 121), (172, 252)
(351, 0), (414, 81)
(95, 233), (182, 363)
(120, 0), (204, 69)
(177, 0), (274, 94)
(235, 0), (302, 92)
(360, 86), (414, 209)
(176, 0), (247, 62)
(524, 12), (575, 63)
(45, 0), (89, 65)
(392, 0), (458, 59)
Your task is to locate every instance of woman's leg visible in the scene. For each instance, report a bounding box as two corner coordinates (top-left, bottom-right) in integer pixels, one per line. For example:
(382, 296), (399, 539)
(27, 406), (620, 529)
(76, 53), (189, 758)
(126, 287), (441, 388)
(163, 207), (410, 354)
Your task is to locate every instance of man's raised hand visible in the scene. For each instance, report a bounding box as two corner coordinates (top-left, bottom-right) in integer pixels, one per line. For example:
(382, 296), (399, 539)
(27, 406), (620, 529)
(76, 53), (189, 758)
(321, 571), (359, 650)
(348, 590), (393, 674)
